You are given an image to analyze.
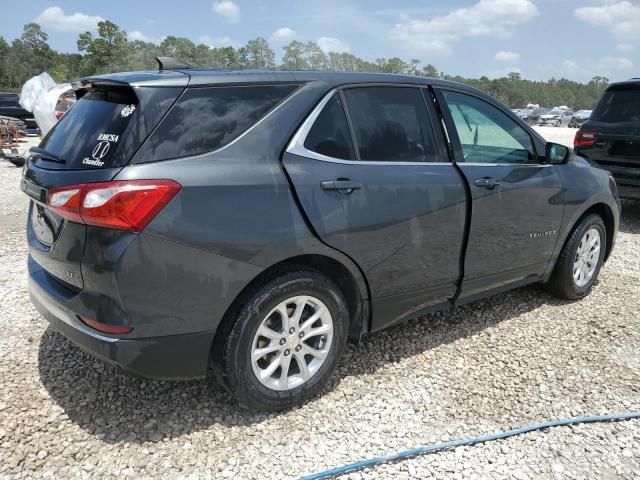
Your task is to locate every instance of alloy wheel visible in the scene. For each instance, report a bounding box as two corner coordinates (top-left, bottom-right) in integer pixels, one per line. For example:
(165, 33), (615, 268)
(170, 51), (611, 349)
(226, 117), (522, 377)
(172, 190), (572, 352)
(573, 228), (601, 288)
(251, 295), (334, 391)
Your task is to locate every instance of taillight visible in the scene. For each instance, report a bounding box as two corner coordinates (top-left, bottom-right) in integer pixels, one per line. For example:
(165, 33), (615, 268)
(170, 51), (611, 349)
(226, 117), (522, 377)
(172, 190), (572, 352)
(574, 130), (598, 148)
(79, 316), (133, 334)
(55, 111), (64, 120)
(47, 180), (181, 232)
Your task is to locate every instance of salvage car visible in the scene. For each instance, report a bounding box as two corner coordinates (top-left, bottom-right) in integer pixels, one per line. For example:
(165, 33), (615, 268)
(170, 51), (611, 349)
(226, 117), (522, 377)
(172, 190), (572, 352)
(23, 67), (620, 410)
(517, 106), (548, 125)
(539, 107), (574, 127)
(0, 92), (39, 135)
(575, 79), (640, 199)
(569, 109), (592, 128)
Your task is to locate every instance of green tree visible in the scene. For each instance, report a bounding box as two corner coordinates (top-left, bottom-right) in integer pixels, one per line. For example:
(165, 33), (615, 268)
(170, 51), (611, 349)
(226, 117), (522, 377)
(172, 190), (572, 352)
(282, 40), (309, 70)
(78, 20), (131, 74)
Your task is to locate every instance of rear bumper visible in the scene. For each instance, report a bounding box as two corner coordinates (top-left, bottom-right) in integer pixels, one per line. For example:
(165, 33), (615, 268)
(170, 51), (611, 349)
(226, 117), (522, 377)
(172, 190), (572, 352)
(596, 164), (640, 199)
(29, 261), (215, 380)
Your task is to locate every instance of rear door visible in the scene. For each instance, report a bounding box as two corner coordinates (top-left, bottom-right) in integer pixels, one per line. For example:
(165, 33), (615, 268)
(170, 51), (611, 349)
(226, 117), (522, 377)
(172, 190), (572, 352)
(283, 85), (467, 329)
(23, 82), (184, 288)
(435, 88), (564, 300)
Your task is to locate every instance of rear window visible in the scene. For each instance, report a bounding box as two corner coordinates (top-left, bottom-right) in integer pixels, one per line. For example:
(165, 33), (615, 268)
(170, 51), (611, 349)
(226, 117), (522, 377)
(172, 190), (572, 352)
(592, 86), (640, 123)
(139, 84), (299, 161)
(39, 87), (138, 169)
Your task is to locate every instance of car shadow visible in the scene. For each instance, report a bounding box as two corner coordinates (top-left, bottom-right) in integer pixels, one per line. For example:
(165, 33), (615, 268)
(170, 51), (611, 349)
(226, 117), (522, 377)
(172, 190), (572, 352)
(620, 200), (640, 234)
(38, 284), (565, 444)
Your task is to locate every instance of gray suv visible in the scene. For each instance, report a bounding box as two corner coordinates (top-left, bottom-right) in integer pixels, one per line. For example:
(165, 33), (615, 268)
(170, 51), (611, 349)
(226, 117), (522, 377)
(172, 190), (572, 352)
(23, 65), (620, 410)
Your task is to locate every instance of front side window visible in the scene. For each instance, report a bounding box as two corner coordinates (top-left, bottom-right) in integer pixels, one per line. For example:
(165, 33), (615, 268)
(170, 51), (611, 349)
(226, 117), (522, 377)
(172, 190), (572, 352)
(143, 84), (298, 161)
(342, 87), (438, 162)
(304, 94), (355, 160)
(442, 91), (535, 164)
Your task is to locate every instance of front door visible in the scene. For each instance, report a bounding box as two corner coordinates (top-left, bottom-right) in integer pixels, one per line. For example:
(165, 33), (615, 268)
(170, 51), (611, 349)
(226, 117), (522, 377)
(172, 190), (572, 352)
(283, 86), (467, 329)
(436, 88), (564, 299)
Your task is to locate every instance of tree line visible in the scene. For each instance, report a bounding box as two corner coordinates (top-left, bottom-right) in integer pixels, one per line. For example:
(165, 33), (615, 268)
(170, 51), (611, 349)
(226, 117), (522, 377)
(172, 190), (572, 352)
(0, 21), (610, 109)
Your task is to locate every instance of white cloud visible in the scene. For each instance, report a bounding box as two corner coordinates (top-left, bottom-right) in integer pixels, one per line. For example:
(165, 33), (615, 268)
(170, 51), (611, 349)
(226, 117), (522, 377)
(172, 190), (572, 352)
(390, 0), (538, 54)
(596, 56), (634, 71)
(616, 43), (636, 53)
(575, 1), (640, 38)
(212, 0), (240, 23)
(34, 6), (104, 32)
(270, 27), (297, 42)
(495, 50), (520, 62)
(198, 35), (236, 48)
(317, 37), (351, 53)
(562, 60), (579, 71)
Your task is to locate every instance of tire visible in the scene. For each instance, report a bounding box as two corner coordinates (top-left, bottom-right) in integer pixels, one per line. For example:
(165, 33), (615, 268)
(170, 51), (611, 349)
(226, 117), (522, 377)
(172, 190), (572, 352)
(545, 214), (606, 300)
(214, 270), (349, 411)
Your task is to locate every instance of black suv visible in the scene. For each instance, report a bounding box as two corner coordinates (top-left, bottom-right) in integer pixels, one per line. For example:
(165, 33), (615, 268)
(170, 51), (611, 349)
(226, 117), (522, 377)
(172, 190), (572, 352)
(24, 67), (619, 410)
(575, 79), (640, 199)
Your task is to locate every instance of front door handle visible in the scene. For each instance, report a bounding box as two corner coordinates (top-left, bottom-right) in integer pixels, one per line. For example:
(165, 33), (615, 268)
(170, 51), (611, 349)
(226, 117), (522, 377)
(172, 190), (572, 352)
(473, 177), (501, 189)
(320, 179), (363, 194)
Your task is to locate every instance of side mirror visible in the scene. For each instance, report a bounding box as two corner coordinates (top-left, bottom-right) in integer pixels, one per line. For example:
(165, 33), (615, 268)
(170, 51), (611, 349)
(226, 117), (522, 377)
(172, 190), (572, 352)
(545, 142), (570, 164)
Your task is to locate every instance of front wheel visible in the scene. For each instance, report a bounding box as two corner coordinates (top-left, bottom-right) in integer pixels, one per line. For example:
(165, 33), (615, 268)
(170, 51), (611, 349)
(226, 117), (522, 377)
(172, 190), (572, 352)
(545, 214), (606, 300)
(214, 270), (349, 411)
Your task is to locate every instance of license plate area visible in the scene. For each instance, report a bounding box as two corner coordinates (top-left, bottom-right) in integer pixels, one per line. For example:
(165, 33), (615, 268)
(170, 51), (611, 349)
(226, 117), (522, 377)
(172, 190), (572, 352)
(31, 202), (62, 247)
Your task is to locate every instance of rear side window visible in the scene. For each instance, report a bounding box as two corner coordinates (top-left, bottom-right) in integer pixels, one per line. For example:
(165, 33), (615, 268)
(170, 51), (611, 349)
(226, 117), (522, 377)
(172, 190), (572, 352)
(142, 84), (298, 161)
(592, 86), (640, 123)
(304, 94), (355, 160)
(342, 87), (438, 162)
(39, 87), (138, 169)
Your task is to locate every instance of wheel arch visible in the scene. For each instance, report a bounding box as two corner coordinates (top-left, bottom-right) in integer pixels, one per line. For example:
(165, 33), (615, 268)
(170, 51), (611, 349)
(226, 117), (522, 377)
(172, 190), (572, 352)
(579, 202), (616, 261)
(212, 254), (370, 360)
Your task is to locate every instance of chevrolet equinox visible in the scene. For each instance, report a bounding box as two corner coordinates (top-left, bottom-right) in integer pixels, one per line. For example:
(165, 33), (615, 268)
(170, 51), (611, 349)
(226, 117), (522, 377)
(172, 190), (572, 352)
(23, 64), (620, 410)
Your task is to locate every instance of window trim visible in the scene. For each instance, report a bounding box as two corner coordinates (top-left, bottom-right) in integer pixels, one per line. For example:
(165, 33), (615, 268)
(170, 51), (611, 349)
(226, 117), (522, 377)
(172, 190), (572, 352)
(286, 84), (452, 166)
(434, 86), (543, 167)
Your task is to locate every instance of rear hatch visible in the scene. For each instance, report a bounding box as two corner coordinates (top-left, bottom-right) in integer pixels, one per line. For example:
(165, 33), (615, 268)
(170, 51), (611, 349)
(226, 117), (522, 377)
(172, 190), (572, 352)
(23, 73), (187, 289)
(576, 84), (640, 173)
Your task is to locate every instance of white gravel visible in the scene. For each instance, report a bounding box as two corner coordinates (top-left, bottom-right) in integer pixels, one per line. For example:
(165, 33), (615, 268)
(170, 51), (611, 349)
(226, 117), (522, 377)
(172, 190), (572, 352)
(0, 146), (639, 479)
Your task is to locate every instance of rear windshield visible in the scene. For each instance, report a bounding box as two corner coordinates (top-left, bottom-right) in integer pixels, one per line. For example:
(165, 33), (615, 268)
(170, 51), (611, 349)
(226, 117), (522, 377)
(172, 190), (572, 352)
(39, 87), (138, 169)
(136, 84), (299, 162)
(592, 86), (640, 123)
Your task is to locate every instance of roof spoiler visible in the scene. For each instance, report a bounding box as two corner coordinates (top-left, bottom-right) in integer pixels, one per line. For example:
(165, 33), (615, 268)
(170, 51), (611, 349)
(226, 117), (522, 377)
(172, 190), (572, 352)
(156, 56), (193, 71)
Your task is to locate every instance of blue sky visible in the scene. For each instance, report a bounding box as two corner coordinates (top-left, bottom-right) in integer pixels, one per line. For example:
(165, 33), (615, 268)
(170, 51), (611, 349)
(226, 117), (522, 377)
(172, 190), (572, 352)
(2, 0), (639, 82)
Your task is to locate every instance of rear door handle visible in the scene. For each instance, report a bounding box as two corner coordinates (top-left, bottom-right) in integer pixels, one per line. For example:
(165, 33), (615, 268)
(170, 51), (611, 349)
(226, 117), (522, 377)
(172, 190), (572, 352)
(473, 177), (501, 189)
(320, 179), (363, 193)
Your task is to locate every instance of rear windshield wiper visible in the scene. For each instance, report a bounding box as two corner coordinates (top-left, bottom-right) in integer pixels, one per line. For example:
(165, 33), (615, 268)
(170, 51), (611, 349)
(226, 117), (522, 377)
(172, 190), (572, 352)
(30, 147), (65, 164)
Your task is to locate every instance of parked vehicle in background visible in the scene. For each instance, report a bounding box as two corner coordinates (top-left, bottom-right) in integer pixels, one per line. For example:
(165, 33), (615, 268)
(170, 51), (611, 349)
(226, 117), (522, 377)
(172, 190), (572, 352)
(0, 93), (39, 135)
(518, 106), (548, 125)
(54, 90), (76, 120)
(569, 110), (592, 128)
(575, 79), (640, 199)
(539, 107), (574, 127)
(23, 67), (619, 410)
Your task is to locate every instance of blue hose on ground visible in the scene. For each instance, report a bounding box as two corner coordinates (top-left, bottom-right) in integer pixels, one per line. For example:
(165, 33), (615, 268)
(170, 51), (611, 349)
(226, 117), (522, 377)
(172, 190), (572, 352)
(300, 411), (640, 480)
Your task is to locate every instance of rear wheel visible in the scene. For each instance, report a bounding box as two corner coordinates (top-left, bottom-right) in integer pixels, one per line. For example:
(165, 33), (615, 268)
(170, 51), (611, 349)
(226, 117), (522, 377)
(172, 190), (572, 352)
(215, 270), (348, 411)
(545, 214), (606, 300)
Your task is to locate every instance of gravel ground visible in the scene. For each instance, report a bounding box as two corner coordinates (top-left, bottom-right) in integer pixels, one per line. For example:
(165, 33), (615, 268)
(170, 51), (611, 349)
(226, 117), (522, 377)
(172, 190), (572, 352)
(1, 138), (639, 479)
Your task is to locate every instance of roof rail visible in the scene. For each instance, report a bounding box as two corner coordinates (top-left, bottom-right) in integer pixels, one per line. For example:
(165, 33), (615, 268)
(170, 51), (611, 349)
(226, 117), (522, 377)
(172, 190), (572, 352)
(155, 56), (193, 71)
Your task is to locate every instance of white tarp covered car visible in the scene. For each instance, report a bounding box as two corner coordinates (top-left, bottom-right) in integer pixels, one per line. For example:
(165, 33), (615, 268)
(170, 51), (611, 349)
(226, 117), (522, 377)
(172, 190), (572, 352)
(19, 73), (72, 136)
